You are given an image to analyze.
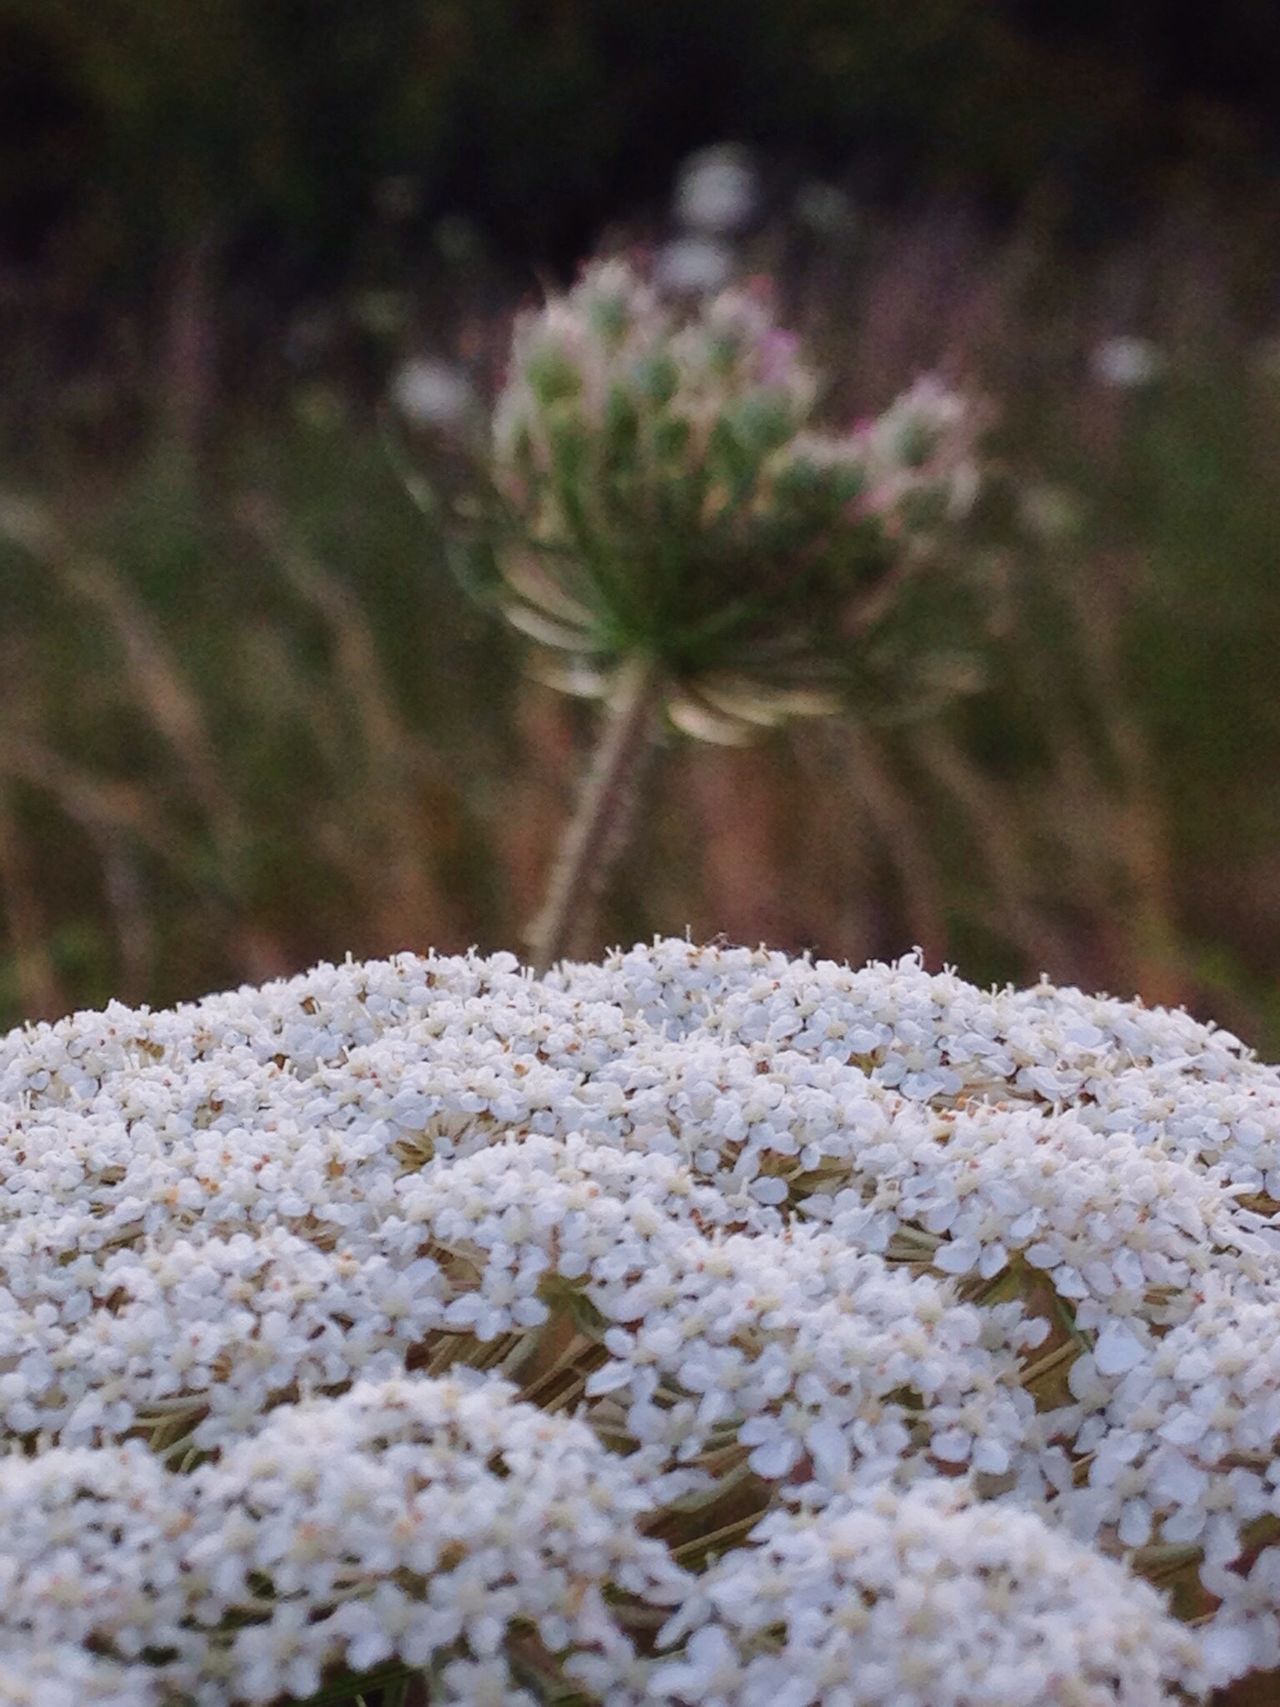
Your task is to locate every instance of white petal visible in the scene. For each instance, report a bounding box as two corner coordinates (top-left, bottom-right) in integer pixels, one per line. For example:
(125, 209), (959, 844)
(1094, 1322), (1147, 1376)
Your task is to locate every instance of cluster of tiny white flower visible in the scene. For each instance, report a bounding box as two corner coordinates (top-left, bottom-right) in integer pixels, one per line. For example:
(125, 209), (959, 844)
(4, 936), (1280, 1700)
(0, 1646), (167, 1707)
(578, 1213), (1037, 1494)
(0, 1375), (691, 1704)
(651, 1480), (1207, 1707)
(190, 1375), (689, 1704)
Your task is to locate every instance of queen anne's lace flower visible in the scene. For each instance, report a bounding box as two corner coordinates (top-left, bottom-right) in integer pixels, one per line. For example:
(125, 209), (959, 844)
(0, 1443), (203, 1683)
(187, 1376), (690, 1704)
(485, 261), (982, 742)
(5, 936), (1280, 1700)
(0, 1377), (691, 1706)
(0, 1646), (166, 1707)
(650, 1481), (1207, 1707)
(581, 1220), (1036, 1495)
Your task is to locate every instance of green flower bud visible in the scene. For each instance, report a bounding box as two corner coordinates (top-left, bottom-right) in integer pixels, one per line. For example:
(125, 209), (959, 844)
(630, 352), (680, 406)
(523, 337), (583, 408)
(726, 389), (800, 456)
(768, 435), (867, 516)
(587, 292), (631, 347)
(705, 329), (743, 377)
(891, 416), (940, 468)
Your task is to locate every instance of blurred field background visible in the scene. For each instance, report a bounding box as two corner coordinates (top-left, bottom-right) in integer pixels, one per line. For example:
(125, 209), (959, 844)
(4, 0), (1280, 1048)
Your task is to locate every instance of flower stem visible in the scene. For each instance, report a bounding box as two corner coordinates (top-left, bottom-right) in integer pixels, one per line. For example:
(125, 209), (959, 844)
(527, 652), (664, 972)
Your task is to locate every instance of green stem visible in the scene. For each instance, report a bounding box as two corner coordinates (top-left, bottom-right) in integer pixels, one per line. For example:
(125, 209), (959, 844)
(527, 652), (665, 971)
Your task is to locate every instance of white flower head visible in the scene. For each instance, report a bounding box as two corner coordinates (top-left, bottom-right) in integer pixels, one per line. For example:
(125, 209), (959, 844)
(673, 145), (758, 235)
(3, 937), (1280, 1696)
(652, 1482), (1207, 1706)
(389, 355), (475, 429)
(655, 235), (735, 297)
(1092, 335), (1167, 389)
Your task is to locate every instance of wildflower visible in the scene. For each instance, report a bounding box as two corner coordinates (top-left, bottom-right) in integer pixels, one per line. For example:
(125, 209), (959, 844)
(485, 258), (982, 743)
(655, 234), (735, 296)
(0, 1646), (162, 1707)
(673, 146), (758, 236)
(3, 939), (1280, 1695)
(388, 355), (475, 431)
(459, 258), (987, 962)
(187, 1375), (692, 1700)
(1091, 335), (1166, 389)
(651, 1481), (1207, 1706)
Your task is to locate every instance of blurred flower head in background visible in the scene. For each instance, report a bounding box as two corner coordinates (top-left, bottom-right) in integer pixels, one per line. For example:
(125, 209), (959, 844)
(473, 258), (985, 741)
(654, 144), (759, 302)
(1091, 334), (1167, 389)
(672, 144), (759, 236)
(389, 354), (477, 431)
(654, 233), (736, 297)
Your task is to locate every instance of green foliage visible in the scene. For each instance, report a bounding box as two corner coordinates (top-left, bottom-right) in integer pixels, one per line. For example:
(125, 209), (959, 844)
(5, 0), (1276, 302)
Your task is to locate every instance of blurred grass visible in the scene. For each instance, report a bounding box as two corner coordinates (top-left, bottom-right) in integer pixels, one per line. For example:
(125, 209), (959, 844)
(4, 198), (1280, 1053)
